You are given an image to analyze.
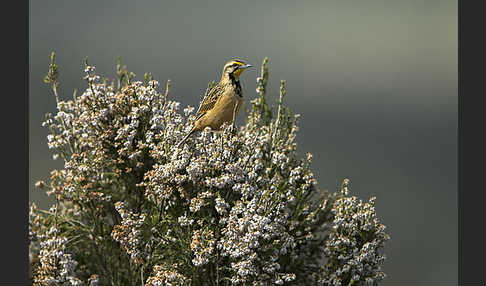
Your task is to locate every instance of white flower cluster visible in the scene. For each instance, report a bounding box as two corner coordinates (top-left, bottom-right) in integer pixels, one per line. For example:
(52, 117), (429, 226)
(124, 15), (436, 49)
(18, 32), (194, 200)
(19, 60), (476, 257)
(31, 226), (85, 286)
(41, 63), (174, 204)
(111, 201), (147, 264)
(177, 213), (194, 226)
(190, 229), (216, 266)
(145, 264), (188, 286)
(319, 180), (390, 285)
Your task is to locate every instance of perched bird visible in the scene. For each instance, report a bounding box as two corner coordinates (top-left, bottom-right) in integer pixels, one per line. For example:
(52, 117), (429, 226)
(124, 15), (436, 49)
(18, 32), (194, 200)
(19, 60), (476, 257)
(176, 59), (252, 148)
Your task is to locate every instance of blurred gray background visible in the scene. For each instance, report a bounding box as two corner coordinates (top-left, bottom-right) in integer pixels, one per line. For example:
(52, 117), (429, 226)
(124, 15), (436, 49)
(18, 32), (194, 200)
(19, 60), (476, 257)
(29, 0), (457, 285)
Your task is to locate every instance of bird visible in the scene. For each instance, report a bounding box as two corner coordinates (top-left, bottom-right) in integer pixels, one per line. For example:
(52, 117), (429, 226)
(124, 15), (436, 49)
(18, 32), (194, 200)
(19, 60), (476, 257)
(176, 59), (252, 148)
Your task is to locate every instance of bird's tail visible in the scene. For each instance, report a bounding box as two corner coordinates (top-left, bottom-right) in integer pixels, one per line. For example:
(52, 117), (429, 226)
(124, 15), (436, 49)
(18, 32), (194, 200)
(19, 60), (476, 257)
(176, 128), (196, 148)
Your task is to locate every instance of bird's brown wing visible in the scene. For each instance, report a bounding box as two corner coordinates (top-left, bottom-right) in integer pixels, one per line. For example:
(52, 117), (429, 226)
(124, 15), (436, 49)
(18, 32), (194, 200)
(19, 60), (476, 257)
(194, 82), (225, 120)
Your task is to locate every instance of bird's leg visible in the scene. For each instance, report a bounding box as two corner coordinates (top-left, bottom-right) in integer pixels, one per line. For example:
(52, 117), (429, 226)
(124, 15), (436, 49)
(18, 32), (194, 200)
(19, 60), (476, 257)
(220, 131), (224, 150)
(231, 101), (239, 135)
(176, 127), (197, 149)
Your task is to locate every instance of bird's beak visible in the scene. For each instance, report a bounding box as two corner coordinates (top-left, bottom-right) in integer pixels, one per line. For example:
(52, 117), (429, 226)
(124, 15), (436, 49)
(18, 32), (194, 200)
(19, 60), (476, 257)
(239, 64), (252, 69)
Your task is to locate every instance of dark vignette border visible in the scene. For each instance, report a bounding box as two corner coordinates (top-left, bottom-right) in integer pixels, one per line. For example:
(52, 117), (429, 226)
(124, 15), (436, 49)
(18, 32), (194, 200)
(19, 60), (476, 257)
(459, 0), (484, 285)
(5, 0), (29, 284)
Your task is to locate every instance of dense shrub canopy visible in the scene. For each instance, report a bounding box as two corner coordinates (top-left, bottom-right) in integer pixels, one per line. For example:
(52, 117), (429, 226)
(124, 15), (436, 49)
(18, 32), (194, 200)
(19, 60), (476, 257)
(29, 55), (389, 286)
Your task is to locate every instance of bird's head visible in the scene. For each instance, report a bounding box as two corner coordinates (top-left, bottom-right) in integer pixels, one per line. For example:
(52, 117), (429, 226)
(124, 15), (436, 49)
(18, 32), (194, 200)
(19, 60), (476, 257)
(222, 59), (252, 80)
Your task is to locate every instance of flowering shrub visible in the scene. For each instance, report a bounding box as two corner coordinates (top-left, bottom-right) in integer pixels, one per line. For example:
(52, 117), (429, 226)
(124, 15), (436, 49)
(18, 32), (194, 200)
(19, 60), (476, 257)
(29, 53), (389, 286)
